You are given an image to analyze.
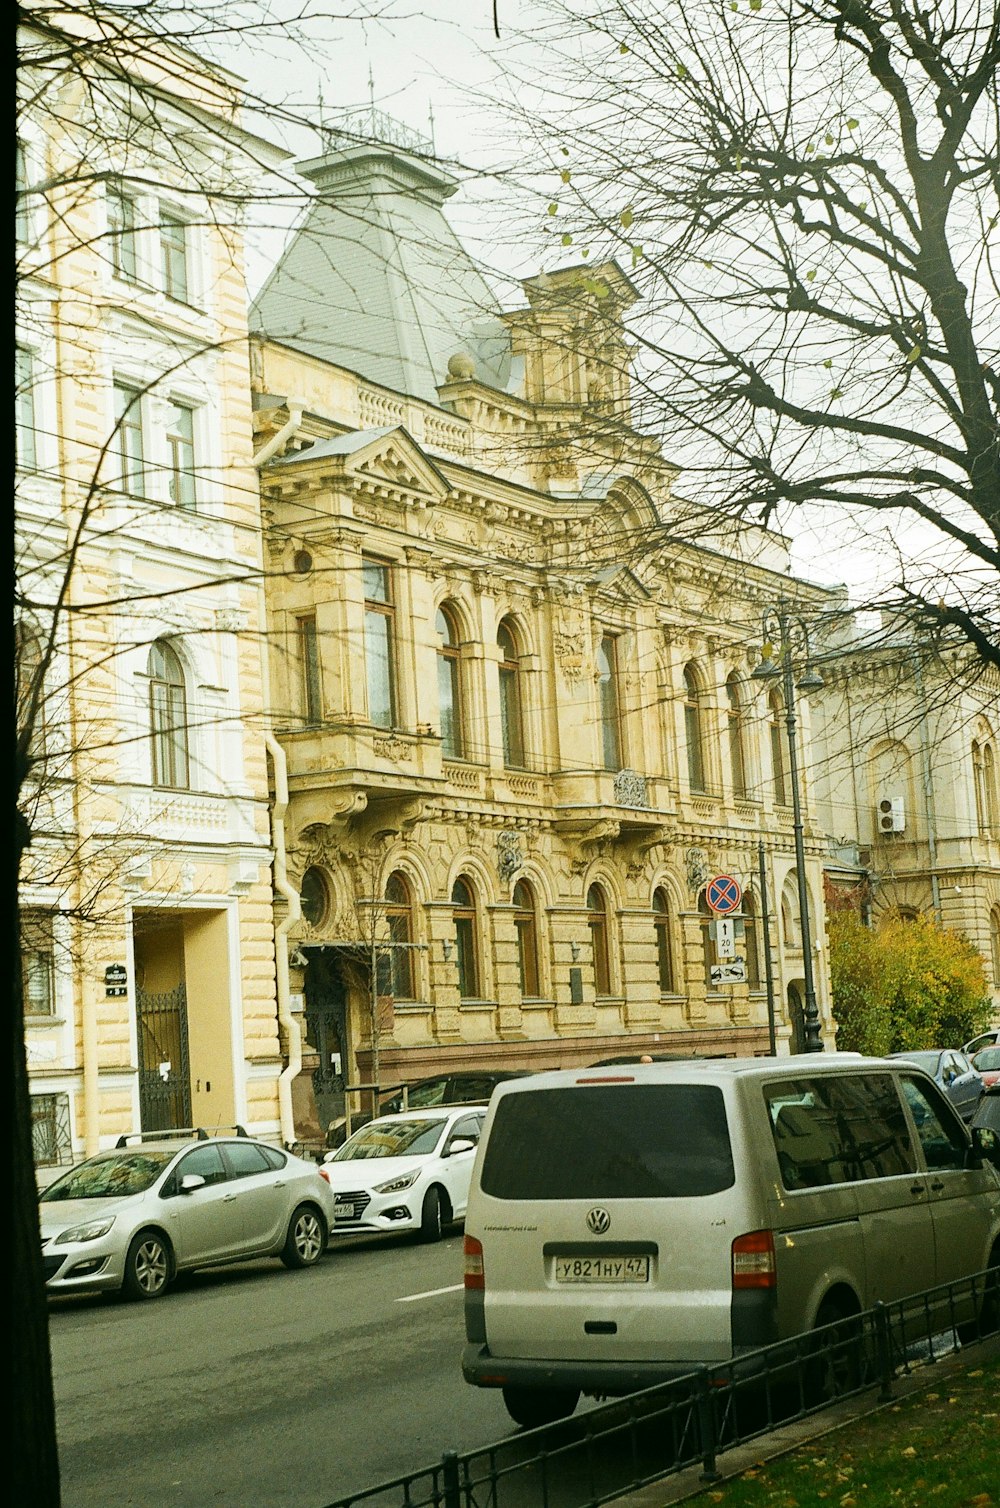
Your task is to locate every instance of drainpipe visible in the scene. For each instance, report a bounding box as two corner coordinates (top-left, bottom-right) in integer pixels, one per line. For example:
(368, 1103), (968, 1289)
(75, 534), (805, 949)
(253, 396), (307, 1145)
(253, 396), (307, 470)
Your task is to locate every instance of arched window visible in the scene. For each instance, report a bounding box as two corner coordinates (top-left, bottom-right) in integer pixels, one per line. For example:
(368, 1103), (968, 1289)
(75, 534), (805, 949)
(587, 884), (612, 996)
(743, 892), (761, 989)
(513, 879), (540, 999)
(148, 640), (189, 788)
(385, 871), (415, 1000)
(498, 619), (525, 769)
(781, 877), (802, 950)
(982, 742), (999, 832)
(436, 604), (464, 758)
(451, 877), (480, 1000)
(698, 892), (714, 986)
(597, 634), (623, 772)
(653, 887), (674, 994)
(684, 665), (706, 793)
(991, 906), (1000, 989)
(726, 673), (747, 798)
(769, 691), (788, 805)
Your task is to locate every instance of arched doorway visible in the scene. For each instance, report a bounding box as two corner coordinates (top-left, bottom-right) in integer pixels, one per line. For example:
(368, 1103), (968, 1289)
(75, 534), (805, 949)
(787, 983), (806, 1054)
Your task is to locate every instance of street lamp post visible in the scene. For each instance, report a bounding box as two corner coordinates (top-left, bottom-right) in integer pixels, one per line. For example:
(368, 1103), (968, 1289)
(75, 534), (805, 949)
(752, 605), (825, 1053)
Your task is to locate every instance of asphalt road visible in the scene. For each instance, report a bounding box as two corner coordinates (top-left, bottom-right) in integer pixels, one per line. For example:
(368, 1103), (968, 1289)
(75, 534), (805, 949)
(49, 1228), (515, 1508)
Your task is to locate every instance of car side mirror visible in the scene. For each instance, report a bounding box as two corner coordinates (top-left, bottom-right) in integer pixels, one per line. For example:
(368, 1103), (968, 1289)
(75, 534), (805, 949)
(445, 1137), (475, 1157)
(179, 1173), (206, 1193)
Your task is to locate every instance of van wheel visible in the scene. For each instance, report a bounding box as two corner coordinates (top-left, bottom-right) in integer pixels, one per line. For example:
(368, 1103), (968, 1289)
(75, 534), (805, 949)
(958, 1249), (1000, 1345)
(805, 1299), (862, 1405)
(502, 1385), (579, 1429)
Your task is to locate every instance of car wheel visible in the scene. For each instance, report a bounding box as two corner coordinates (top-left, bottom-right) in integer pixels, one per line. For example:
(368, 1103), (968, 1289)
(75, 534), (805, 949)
(419, 1186), (444, 1243)
(122, 1229), (171, 1300)
(281, 1204), (327, 1269)
(805, 1299), (863, 1405)
(502, 1385), (579, 1429)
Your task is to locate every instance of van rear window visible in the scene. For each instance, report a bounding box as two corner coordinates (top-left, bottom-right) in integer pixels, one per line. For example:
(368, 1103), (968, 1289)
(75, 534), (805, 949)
(479, 1085), (734, 1199)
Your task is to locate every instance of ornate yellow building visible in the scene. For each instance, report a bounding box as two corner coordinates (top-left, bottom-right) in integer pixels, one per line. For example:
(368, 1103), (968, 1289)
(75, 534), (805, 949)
(250, 135), (838, 1140)
(17, 5), (290, 1172)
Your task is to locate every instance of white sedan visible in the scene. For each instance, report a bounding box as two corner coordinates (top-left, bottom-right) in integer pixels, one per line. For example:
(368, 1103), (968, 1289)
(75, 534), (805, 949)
(319, 1106), (486, 1242)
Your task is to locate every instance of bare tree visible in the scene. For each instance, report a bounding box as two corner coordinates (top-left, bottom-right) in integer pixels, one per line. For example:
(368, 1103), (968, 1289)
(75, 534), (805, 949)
(485, 0), (999, 670)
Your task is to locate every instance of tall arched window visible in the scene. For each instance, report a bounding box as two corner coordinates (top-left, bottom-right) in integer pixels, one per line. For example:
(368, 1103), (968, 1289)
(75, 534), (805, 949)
(513, 879), (540, 999)
(991, 906), (1000, 989)
(781, 876), (802, 950)
(743, 892), (761, 989)
(436, 604), (464, 758)
(726, 673), (747, 798)
(148, 640), (189, 788)
(653, 887), (674, 995)
(587, 884), (612, 996)
(769, 690), (788, 805)
(498, 619), (525, 769)
(684, 665), (706, 793)
(451, 877), (480, 1000)
(385, 871), (415, 1000)
(979, 740), (1000, 832)
(597, 634), (623, 772)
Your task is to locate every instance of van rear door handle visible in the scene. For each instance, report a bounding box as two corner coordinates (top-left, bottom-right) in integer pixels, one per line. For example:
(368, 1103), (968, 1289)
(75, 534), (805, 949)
(909, 1183), (925, 1196)
(929, 1180), (945, 1193)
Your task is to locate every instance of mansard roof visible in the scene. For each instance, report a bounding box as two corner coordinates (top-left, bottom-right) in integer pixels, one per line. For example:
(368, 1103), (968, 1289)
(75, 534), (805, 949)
(251, 140), (511, 403)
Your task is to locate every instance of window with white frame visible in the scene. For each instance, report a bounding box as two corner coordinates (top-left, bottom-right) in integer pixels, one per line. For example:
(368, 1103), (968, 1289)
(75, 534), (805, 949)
(159, 210), (191, 303)
(16, 346), (37, 471)
(107, 184), (139, 282)
(363, 557), (397, 729)
(165, 399), (197, 509)
(21, 909), (56, 1016)
(148, 639), (190, 788)
(113, 379), (145, 494)
(16, 140), (30, 245)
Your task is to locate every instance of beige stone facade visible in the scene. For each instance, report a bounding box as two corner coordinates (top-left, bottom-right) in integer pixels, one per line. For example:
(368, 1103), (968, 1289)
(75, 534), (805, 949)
(17, 8), (287, 1171)
(253, 253), (839, 1137)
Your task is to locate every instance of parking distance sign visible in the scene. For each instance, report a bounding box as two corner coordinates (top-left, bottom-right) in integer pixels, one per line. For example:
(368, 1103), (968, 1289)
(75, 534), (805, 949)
(706, 875), (742, 914)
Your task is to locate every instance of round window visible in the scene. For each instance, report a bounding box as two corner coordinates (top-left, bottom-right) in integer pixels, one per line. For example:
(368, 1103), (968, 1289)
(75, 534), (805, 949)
(300, 866), (329, 927)
(292, 549), (313, 575)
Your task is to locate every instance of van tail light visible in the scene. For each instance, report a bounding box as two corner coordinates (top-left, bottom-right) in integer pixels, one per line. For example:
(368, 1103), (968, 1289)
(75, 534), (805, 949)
(464, 1234), (485, 1291)
(732, 1230), (776, 1290)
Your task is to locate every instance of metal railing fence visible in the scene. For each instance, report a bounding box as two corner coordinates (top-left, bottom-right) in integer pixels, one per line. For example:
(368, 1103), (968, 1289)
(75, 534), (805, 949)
(318, 1266), (997, 1508)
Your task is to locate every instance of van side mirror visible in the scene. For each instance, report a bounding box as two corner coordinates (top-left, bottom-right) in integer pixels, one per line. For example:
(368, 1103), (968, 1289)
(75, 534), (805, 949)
(971, 1128), (1000, 1170)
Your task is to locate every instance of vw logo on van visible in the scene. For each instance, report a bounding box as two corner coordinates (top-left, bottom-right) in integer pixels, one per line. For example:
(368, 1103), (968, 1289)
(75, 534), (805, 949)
(586, 1207), (611, 1235)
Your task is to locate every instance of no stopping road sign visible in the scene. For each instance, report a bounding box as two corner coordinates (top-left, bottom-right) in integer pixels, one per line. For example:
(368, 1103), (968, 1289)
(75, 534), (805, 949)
(706, 874), (742, 914)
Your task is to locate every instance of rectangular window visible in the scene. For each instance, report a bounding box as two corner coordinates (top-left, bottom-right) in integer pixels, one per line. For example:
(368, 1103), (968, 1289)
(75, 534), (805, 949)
(16, 346), (37, 471)
(480, 1086), (735, 1200)
(363, 558), (397, 728)
(21, 910), (55, 1016)
(297, 615), (322, 723)
(16, 141), (30, 244)
(113, 380), (145, 494)
(766, 1074), (917, 1191)
(32, 1092), (74, 1168)
(598, 634), (623, 771)
(165, 400), (196, 509)
(108, 186), (138, 281)
(160, 211), (190, 303)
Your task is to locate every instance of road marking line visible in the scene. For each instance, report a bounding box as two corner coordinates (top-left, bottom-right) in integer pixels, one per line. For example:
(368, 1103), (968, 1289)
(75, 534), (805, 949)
(396, 1283), (464, 1303)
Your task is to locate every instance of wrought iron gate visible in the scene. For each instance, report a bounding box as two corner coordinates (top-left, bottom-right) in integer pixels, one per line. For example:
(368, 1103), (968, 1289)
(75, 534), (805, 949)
(136, 983), (192, 1131)
(304, 949), (348, 1136)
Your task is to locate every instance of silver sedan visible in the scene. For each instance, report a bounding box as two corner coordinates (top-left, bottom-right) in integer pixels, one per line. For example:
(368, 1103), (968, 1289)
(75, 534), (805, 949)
(40, 1129), (338, 1300)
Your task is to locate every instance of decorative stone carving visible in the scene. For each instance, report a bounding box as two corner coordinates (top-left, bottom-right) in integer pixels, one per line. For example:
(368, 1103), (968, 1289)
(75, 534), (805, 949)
(686, 846), (710, 892)
(613, 768), (648, 808)
(214, 608), (247, 633)
(497, 830), (524, 885)
(554, 630), (586, 681)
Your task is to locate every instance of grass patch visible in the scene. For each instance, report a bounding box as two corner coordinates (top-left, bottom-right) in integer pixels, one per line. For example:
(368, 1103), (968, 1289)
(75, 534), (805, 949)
(696, 1356), (998, 1507)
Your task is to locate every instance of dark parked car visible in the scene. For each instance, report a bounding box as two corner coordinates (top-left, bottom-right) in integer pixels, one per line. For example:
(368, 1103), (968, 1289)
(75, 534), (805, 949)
(887, 1049), (984, 1122)
(327, 1070), (531, 1147)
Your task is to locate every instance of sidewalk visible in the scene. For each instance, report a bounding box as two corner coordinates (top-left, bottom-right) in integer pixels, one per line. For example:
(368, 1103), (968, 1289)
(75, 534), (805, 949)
(616, 1335), (1000, 1507)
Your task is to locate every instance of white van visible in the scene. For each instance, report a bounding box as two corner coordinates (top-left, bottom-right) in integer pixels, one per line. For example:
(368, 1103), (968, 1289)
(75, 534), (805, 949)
(462, 1055), (1000, 1427)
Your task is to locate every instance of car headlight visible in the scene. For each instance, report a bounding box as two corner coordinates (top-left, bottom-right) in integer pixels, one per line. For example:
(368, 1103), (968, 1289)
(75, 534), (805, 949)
(373, 1171), (418, 1195)
(55, 1217), (117, 1244)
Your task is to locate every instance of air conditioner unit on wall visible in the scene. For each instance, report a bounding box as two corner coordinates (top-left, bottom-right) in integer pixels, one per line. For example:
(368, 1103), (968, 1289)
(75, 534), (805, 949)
(877, 796), (906, 834)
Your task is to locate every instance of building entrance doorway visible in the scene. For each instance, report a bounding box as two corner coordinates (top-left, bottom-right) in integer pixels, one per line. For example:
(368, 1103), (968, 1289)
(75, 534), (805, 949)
(136, 982), (192, 1131)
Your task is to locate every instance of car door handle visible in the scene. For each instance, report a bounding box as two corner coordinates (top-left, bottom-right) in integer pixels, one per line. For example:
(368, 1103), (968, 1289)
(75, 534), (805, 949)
(223, 1193), (238, 1202)
(929, 1180), (945, 1193)
(910, 1183), (925, 1196)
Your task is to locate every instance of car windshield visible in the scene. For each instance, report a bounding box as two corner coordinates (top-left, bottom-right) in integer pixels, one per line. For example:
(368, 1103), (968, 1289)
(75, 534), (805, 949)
(331, 1118), (446, 1161)
(974, 1048), (1000, 1071)
(43, 1150), (176, 1200)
